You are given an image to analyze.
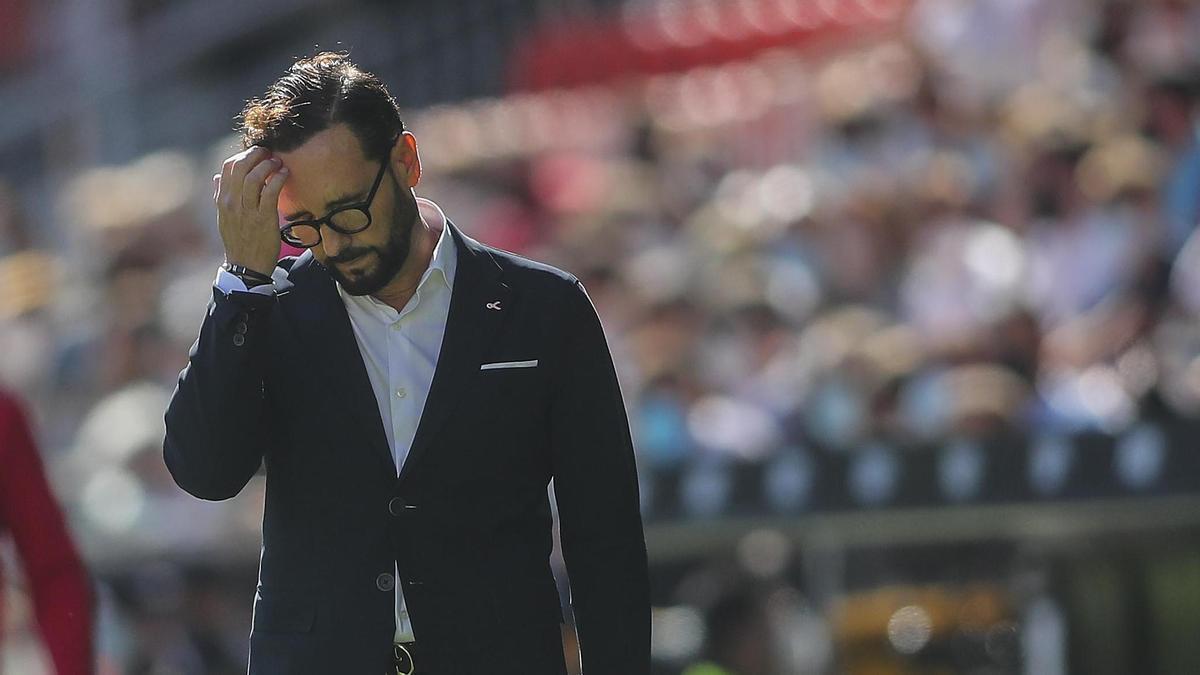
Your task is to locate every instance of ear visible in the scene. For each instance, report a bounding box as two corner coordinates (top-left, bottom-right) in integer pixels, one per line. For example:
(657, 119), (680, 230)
(393, 131), (422, 188)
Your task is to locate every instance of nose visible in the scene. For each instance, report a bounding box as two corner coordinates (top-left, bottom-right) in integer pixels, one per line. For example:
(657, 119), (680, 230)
(321, 226), (352, 259)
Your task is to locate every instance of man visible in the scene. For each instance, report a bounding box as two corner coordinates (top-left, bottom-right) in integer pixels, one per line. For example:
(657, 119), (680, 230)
(163, 52), (650, 674)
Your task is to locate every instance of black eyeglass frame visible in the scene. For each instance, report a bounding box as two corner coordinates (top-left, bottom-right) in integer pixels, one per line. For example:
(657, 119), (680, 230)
(279, 136), (399, 248)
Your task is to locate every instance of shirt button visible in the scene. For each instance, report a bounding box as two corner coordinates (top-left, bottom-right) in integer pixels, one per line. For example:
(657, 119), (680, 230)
(232, 334), (245, 347)
(395, 388), (407, 398)
(376, 572), (396, 592)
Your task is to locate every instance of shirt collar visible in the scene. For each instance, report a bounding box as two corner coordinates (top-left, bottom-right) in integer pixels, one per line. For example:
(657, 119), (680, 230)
(336, 196), (457, 318)
(419, 197), (456, 291)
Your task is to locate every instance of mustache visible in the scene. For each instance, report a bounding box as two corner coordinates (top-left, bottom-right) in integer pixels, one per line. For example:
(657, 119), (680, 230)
(328, 248), (375, 265)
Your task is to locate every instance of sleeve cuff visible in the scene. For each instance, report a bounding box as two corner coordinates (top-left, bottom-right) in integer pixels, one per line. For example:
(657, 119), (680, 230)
(214, 267), (276, 297)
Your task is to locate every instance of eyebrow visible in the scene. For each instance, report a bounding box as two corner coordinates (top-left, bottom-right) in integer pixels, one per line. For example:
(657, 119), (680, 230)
(284, 192), (367, 221)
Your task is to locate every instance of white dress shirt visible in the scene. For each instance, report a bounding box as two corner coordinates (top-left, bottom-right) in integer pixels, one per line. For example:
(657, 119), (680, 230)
(215, 197), (457, 643)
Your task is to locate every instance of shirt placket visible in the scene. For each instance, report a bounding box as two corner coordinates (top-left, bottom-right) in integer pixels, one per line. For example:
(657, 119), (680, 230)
(387, 302), (417, 641)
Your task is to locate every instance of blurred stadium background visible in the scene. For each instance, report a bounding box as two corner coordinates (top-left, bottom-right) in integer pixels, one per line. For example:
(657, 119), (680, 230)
(5, 0), (1200, 672)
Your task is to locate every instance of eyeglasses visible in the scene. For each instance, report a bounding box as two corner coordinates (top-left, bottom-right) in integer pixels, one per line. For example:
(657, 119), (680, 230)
(279, 138), (397, 249)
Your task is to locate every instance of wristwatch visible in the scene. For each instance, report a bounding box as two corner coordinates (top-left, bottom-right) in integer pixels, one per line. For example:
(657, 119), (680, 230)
(222, 262), (274, 288)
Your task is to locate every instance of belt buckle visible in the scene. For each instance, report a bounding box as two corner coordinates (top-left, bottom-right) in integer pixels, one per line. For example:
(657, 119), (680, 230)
(393, 642), (415, 675)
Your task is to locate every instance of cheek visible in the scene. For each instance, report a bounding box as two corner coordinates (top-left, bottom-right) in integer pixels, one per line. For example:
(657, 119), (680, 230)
(353, 224), (392, 251)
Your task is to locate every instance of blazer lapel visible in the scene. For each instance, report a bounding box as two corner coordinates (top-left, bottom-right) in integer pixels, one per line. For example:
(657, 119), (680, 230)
(277, 251), (395, 478)
(397, 221), (509, 487)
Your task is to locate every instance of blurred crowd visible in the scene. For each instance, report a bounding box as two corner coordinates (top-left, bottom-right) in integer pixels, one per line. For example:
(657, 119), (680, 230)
(5, 0), (1200, 672)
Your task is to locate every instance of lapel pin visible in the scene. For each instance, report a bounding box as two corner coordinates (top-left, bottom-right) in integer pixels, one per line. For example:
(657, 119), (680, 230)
(486, 301), (502, 310)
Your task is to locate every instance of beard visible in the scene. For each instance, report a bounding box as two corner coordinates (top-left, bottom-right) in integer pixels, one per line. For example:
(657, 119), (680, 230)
(325, 176), (420, 296)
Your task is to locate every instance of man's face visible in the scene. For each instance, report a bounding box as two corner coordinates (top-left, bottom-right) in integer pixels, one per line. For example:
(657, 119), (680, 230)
(276, 124), (420, 295)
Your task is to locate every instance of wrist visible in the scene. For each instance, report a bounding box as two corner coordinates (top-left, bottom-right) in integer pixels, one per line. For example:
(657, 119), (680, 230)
(223, 257), (275, 278)
(222, 261), (274, 287)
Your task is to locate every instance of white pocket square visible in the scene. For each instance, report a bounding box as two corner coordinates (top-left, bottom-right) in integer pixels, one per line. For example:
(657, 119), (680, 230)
(480, 359), (539, 370)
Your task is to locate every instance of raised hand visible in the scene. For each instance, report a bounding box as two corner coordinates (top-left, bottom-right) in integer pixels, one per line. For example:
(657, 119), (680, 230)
(213, 146), (289, 276)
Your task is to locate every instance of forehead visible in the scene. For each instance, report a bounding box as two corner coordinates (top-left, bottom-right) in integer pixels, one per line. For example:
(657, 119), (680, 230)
(275, 125), (373, 212)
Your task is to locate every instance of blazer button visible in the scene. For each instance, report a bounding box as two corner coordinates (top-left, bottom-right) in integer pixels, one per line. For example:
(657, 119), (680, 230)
(235, 321), (248, 334)
(232, 334), (245, 347)
(388, 497), (415, 516)
(376, 572), (396, 592)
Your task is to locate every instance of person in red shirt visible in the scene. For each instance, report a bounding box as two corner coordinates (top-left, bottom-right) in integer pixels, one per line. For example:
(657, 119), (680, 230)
(0, 389), (95, 674)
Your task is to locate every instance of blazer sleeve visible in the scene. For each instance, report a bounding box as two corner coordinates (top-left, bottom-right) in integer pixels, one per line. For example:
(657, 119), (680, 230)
(0, 393), (96, 675)
(548, 278), (651, 674)
(163, 285), (276, 501)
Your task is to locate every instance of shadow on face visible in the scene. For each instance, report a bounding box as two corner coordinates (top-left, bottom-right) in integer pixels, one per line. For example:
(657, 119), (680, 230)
(276, 124), (421, 295)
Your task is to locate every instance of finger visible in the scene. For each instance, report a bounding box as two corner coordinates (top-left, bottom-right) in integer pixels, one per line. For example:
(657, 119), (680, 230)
(228, 146), (272, 188)
(219, 158), (236, 209)
(242, 158), (281, 210)
(259, 166), (290, 213)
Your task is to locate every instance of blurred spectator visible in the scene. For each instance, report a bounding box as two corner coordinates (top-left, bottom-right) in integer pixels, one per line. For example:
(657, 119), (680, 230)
(0, 181), (31, 254)
(0, 388), (95, 673)
(1146, 73), (1200, 255)
(682, 589), (775, 675)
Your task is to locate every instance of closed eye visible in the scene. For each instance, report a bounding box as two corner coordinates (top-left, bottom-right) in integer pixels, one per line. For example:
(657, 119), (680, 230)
(285, 194), (367, 222)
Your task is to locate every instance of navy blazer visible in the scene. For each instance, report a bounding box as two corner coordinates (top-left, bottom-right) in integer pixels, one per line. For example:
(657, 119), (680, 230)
(163, 221), (650, 674)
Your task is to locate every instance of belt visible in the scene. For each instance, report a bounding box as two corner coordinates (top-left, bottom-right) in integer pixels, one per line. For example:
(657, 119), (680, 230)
(392, 641), (417, 675)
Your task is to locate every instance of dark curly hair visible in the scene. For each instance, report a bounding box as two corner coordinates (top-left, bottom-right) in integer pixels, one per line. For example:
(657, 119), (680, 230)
(238, 51), (406, 161)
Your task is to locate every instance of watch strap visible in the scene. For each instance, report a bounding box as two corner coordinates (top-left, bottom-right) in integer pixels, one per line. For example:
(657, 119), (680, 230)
(222, 262), (274, 288)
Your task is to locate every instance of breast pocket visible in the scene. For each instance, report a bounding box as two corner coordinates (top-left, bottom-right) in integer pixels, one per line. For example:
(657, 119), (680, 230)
(448, 359), (551, 475)
(474, 356), (546, 405)
(480, 359), (539, 370)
